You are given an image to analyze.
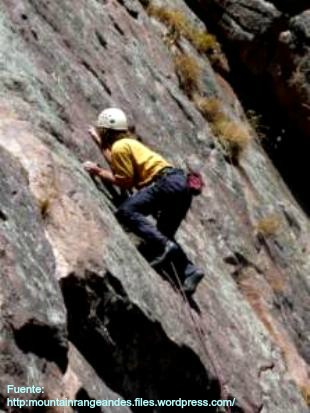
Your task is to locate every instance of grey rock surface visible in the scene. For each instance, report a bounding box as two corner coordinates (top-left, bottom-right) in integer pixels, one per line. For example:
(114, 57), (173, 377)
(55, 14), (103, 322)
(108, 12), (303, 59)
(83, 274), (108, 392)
(0, 146), (67, 408)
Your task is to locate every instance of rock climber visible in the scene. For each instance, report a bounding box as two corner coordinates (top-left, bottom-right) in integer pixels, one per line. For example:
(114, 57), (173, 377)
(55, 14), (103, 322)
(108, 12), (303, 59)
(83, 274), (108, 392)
(84, 108), (204, 295)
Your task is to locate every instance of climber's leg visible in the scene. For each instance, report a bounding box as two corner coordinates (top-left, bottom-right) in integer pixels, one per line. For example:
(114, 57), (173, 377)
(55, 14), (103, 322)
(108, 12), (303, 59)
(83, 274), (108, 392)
(154, 172), (204, 294)
(117, 169), (205, 295)
(156, 188), (192, 239)
(116, 183), (168, 248)
(116, 169), (189, 265)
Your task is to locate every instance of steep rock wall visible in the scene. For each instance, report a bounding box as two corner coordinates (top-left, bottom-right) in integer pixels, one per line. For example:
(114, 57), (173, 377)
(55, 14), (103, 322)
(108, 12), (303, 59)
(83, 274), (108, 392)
(186, 0), (310, 139)
(186, 0), (310, 213)
(0, 1), (309, 412)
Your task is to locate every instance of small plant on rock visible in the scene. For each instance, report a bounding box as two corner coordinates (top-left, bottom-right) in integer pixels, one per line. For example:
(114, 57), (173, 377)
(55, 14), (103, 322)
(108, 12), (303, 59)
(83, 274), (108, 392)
(147, 4), (189, 42)
(214, 119), (251, 162)
(174, 53), (201, 97)
(147, 4), (224, 61)
(194, 96), (223, 123)
(246, 109), (267, 142)
(301, 385), (310, 406)
(256, 214), (282, 238)
(288, 56), (309, 99)
(187, 29), (219, 55)
(194, 96), (250, 162)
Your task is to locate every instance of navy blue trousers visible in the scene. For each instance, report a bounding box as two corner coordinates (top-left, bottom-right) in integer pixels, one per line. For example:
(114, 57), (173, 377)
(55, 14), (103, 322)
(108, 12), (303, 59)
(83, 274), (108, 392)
(116, 169), (198, 278)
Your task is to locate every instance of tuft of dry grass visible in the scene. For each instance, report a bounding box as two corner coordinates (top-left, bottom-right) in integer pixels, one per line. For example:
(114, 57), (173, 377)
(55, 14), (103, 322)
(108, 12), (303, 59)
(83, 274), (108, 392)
(301, 385), (310, 406)
(246, 109), (267, 141)
(188, 30), (218, 54)
(214, 119), (251, 161)
(195, 96), (250, 161)
(147, 5), (222, 57)
(288, 56), (309, 98)
(209, 50), (230, 73)
(194, 96), (223, 123)
(147, 4), (189, 41)
(256, 214), (282, 237)
(174, 53), (201, 96)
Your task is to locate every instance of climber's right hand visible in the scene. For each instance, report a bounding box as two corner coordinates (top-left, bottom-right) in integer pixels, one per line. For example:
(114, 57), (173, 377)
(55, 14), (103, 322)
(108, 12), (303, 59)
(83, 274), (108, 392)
(83, 161), (102, 176)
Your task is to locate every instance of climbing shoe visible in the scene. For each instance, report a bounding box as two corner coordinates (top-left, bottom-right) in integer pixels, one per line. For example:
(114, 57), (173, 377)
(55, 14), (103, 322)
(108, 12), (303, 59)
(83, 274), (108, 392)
(183, 270), (204, 295)
(150, 240), (179, 267)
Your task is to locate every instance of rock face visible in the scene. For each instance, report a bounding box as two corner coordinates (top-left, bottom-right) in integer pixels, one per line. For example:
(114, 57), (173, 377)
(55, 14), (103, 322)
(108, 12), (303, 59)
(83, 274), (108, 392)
(186, 0), (310, 139)
(0, 146), (67, 409)
(186, 0), (310, 214)
(0, 1), (309, 413)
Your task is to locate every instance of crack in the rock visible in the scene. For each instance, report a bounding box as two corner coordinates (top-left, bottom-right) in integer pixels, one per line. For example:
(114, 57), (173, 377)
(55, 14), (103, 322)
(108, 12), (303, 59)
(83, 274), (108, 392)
(257, 403), (264, 413)
(258, 362), (275, 378)
(0, 209), (7, 221)
(116, 0), (140, 20)
(95, 30), (108, 49)
(280, 205), (302, 236)
(81, 60), (112, 96)
(109, 15), (126, 36)
(224, 251), (263, 279)
(166, 88), (196, 125)
(28, 0), (63, 38)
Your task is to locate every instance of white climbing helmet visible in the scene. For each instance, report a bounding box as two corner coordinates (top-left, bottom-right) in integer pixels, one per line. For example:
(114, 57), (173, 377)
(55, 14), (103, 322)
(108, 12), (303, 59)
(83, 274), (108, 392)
(96, 108), (128, 131)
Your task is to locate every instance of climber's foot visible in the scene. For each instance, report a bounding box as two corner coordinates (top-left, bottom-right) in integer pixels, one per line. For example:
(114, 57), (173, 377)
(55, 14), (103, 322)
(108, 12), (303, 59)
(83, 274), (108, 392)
(150, 241), (179, 267)
(183, 270), (204, 296)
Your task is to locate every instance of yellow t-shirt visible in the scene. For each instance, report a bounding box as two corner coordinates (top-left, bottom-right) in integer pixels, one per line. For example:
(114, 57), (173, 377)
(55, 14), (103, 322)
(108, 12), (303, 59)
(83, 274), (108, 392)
(111, 138), (172, 188)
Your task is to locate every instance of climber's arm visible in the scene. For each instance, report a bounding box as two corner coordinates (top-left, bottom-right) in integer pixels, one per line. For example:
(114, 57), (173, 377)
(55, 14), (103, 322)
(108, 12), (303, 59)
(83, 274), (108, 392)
(84, 140), (134, 189)
(83, 161), (130, 188)
(96, 168), (117, 184)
